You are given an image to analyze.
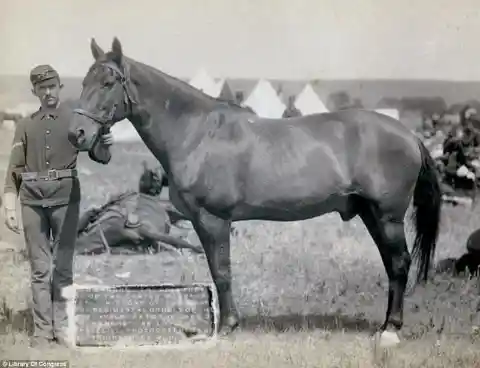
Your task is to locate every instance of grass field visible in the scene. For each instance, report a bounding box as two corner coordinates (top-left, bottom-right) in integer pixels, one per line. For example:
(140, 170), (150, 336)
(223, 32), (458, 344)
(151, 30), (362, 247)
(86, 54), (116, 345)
(1, 136), (480, 367)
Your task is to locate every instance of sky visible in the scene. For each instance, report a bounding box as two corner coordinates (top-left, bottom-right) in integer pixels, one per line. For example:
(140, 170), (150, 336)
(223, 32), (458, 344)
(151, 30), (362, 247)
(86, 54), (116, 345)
(1, 0), (480, 80)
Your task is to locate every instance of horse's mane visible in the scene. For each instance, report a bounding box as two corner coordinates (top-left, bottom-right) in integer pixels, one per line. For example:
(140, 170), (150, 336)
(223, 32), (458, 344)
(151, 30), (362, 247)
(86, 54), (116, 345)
(122, 55), (254, 115)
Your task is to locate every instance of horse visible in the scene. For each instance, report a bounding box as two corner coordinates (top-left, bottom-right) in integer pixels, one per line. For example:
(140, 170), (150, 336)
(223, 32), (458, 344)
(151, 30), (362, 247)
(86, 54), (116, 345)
(68, 37), (442, 346)
(76, 163), (203, 255)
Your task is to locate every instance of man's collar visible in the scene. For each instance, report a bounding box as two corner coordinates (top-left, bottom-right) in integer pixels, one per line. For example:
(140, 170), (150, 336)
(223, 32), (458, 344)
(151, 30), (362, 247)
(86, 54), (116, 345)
(39, 103), (62, 120)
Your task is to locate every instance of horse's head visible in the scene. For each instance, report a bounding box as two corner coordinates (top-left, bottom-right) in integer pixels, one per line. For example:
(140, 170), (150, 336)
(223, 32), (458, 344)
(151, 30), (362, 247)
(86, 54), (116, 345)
(139, 161), (168, 196)
(69, 37), (135, 151)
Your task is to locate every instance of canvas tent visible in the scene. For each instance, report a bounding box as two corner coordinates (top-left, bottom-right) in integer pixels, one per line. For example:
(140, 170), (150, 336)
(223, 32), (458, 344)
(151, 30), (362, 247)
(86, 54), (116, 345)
(213, 79), (236, 102)
(189, 68), (218, 97)
(374, 108), (400, 120)
(111, 120), (141, 142)
(294, 84), (329, 116)
(243, 79), (286, 118)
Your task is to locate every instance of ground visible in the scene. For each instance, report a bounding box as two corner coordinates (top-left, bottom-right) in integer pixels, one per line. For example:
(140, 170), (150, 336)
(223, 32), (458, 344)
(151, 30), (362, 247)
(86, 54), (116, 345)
(0, 126), (479, 367)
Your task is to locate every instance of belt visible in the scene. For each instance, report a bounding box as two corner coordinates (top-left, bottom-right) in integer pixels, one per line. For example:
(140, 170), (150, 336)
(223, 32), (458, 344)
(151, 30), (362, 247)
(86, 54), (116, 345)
(21, 169), (78, 181)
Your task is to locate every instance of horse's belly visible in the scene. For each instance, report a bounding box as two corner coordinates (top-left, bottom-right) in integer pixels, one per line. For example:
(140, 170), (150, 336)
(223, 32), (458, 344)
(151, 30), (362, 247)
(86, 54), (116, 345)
(233, 194), (348, 221)
(234, 168), (351, 221)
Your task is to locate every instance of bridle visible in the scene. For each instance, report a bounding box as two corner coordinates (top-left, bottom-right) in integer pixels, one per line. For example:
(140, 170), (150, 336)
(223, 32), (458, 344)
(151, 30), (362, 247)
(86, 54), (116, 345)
(73, 61), (137, 129)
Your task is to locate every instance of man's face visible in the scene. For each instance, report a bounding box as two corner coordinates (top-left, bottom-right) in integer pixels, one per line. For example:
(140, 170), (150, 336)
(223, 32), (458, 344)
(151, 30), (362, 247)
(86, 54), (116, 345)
(32, 78), (62, 108)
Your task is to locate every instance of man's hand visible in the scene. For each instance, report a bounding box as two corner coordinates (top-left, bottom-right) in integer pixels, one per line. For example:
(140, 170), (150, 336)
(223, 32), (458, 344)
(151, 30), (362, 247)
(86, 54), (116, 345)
(100, 132), (114, 146)
(3, 192), (20, 233)
(5, 209), (20, 234)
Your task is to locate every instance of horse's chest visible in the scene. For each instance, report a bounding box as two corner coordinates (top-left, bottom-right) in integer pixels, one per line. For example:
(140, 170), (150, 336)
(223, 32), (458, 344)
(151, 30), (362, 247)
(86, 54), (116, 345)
(173, 166), (241, 211)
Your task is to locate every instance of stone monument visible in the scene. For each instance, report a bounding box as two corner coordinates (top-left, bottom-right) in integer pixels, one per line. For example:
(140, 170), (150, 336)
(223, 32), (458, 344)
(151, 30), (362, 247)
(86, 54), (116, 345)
(67, 251), (217, 347)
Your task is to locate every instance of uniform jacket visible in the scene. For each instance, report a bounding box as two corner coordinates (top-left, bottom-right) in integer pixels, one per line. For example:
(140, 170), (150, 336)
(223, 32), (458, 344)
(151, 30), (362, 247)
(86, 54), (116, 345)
(4, 104), (111, 207)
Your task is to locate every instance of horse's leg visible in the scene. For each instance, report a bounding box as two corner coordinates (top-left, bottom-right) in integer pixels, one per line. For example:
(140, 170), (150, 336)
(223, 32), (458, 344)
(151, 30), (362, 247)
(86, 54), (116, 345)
(358, 200), (411, 347)
(191, 208), (239, 335)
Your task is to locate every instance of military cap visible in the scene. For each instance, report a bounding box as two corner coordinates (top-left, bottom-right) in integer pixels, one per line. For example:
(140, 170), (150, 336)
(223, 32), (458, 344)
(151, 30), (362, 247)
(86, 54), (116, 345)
(30, 64), (60, 85)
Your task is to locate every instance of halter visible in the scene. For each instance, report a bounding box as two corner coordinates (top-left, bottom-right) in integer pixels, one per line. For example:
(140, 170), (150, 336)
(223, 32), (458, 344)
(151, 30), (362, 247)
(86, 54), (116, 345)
(73, 61), (136, 128)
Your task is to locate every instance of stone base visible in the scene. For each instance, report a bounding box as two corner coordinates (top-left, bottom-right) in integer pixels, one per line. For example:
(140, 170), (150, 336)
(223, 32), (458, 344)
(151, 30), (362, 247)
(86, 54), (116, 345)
(69, 254), (217, 347)
(71, 284), (216, 347)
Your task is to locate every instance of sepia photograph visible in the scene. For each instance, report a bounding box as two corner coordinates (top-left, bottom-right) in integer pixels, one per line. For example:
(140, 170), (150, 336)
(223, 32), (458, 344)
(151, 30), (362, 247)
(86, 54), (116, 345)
(1, 0), (480, 367)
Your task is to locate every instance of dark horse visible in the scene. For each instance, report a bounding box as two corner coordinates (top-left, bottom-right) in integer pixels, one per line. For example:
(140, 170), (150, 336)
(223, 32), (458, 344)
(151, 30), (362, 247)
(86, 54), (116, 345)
(68, 38), (442, 346)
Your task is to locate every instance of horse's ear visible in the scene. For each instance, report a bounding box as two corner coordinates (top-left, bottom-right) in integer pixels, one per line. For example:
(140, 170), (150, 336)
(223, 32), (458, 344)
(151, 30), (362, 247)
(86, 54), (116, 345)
(90, 38), (105, 60)
(111, 37), (123, 65)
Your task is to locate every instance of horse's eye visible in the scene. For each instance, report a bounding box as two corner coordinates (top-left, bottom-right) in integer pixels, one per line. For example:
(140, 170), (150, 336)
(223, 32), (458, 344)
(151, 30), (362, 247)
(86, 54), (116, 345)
(101, 81), (113, 89)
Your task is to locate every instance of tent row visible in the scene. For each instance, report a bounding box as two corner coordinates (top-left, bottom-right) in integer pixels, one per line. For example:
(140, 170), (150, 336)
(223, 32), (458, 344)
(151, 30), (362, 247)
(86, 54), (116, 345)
(188, 68), (399, 120)
(189, 68), (329, 119)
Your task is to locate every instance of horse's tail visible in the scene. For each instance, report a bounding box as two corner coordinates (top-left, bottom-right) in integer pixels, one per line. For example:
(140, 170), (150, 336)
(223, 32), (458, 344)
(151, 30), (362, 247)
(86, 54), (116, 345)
(411, 139), (442, 283)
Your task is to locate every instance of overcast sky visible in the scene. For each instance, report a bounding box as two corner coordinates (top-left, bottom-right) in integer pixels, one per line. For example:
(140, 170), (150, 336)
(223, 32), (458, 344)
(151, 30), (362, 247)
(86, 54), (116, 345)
(1, 0), (479, 80)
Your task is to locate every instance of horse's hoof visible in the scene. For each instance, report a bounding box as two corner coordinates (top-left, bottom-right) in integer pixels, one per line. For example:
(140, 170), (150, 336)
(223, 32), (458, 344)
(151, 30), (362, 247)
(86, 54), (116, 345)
(218, 315), (240, 337)
(377, 330), (401, 348)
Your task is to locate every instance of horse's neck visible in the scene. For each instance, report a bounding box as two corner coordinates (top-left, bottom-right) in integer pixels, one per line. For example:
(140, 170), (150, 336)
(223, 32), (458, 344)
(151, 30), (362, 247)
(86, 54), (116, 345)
(126, 59), (236, 171)
(137, 192), (166, 208)
(136, 193), (168, 222)
(129, 61), (211, 135)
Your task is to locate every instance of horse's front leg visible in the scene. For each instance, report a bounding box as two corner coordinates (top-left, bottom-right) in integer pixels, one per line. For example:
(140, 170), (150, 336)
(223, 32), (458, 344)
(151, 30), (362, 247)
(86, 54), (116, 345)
(192, 208), (239, 335)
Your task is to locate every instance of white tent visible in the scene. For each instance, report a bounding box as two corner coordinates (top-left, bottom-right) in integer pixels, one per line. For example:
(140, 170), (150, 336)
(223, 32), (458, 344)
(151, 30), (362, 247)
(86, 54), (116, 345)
(243, 79), (286, 118)
(110, 119), (141, 142)
(375, 108), (400, 120)
(189, 68), (218, 97)
(294, 84), (328, 116)
(208, 78), (223, 98)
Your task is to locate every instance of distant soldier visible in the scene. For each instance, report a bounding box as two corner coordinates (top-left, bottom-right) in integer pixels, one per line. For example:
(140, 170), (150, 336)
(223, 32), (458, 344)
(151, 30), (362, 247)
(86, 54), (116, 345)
(282, 96), (302, 118)
(2, 65), (113, 347)
(460, 106), (480, 149)
(441, 129), (477, 188)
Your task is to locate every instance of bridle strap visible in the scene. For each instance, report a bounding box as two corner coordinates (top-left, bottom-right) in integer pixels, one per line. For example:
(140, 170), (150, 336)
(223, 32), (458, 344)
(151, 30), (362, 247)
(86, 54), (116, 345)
(73, 61), (136, 127)
(74, 103), (118, 126)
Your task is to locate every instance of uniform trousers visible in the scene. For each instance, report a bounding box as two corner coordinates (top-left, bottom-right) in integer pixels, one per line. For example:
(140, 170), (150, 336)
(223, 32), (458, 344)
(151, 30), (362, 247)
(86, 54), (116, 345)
(21, 201), (79, 339)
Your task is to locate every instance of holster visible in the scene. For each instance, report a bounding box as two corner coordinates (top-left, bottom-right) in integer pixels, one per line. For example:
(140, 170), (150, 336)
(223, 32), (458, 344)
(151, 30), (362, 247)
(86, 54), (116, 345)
(88, 126), (112, 165)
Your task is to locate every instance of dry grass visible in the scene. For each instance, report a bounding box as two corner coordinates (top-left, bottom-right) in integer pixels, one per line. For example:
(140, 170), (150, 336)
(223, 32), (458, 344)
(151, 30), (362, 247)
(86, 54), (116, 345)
(0, 139), (480, 367)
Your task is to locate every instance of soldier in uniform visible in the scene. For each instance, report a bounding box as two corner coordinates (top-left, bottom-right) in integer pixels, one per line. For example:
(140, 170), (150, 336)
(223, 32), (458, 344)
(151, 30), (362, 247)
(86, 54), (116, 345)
(2, 64), (114, 347)
(282, 95), (302, 118)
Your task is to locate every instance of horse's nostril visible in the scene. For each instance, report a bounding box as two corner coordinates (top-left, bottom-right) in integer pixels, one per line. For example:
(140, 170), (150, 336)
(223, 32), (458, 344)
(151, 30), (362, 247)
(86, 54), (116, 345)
(75, 128), (86, 145)
(76, 128), (85, 139)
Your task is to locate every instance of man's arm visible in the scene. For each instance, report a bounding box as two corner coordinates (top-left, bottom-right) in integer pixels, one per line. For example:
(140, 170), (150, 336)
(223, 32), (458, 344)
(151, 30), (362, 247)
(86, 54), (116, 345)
(4, 120), (26, 197)
(3, 120), (26, 233)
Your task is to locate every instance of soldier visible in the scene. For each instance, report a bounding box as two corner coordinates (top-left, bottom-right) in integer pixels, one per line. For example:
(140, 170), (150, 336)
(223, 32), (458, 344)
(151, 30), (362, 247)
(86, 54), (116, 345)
(282, 95), (302, 118)
(2, 64), (113, 347)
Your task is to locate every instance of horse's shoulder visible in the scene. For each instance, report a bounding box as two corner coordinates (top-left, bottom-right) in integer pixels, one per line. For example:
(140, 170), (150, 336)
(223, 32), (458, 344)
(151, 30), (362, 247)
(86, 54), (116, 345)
(203, 110), (254, 142)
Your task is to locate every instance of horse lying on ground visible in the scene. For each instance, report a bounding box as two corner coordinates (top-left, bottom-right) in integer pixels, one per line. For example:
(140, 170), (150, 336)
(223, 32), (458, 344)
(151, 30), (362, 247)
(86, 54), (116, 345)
(436, 228), (480, 277)
(76, 163), (203, 255)
(68, 37), (442, 347)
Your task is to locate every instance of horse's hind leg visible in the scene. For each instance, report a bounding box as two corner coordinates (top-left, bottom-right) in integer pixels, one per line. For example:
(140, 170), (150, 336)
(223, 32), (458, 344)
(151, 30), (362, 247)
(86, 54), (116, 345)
(358, 200), (411, 347)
